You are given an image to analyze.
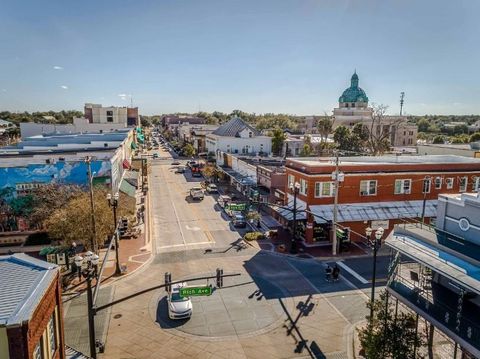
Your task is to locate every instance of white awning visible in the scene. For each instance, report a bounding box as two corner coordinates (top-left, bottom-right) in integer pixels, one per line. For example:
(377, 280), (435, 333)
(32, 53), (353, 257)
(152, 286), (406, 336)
(271, 194), (307, 221)
(309, 200), (437, 223)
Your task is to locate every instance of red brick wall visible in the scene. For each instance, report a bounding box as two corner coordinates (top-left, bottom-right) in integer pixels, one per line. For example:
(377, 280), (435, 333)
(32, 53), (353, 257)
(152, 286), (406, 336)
(7, 272), (65, 359)
(286, 169), (480, 205)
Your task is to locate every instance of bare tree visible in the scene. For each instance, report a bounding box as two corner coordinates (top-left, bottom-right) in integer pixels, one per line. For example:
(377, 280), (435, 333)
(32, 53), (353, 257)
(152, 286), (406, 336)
(366, 104), (406, 155)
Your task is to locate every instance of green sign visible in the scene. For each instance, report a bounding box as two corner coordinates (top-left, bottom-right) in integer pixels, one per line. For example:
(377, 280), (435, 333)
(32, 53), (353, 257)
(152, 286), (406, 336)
(225, 203), (247, 211)
(179, 286), (213, 297)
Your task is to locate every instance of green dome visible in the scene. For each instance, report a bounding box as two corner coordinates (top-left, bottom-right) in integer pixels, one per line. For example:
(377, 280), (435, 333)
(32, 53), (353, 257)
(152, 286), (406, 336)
(339, 72), (369, 103)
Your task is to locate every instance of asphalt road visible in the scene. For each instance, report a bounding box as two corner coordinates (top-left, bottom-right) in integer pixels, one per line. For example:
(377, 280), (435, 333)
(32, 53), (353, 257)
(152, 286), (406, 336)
(149, 145), (249, 254)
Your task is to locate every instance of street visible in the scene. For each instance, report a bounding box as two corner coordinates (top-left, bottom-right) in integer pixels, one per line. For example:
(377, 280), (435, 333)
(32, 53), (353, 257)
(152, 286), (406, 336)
(91, 144), (389, 359)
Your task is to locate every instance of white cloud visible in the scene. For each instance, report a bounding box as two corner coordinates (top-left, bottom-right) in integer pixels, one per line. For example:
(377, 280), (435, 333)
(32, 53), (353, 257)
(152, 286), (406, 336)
(1, 89), (6, 92)
(61, 85), (68, 90)
(53, 66), (64, 70)
(118, 93), (130, 101)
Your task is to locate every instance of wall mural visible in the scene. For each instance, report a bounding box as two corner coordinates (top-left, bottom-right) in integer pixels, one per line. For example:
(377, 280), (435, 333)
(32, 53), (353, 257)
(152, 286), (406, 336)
(0, 160), (112, 193)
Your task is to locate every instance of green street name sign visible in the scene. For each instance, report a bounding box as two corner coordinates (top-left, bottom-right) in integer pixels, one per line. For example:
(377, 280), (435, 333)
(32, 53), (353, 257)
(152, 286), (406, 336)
(225, 203), (247, 211)
(179, 286), (213, 297)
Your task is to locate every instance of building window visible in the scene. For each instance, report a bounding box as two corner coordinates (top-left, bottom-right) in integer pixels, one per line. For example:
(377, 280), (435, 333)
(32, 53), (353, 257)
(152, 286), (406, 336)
(48, 313), (57, 356)
(435, 177), (442, 189)
(288, 175), (295, 188)
(459, 176), (468, 192)
(33, 341), (43, 359)
(315, 182), (335, 197)
(446, 177), (454, 189)
(394, 179), (411, 194)
(473, 177), (480, 192)
(299, 179), (308, 195)
(422, 177), (431, 193)
(360, 180), (377, 196)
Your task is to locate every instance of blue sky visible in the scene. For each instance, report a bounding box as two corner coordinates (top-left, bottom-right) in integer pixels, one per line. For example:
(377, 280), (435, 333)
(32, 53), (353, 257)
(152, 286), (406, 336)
(0, 0), (478, 116)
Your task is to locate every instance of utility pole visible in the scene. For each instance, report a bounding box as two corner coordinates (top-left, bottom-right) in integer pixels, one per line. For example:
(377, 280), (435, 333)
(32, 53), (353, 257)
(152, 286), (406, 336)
(332, 150), (340, 256)
(85, 156), (98, 253)
(400, 92), (405, 116)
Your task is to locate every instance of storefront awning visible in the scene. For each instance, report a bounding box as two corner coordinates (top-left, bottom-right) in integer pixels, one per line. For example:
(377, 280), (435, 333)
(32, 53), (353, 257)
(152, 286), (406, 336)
(309, 200), (437, 223)
(119, 177), (136, 197)
(130, 142), (137, 150)
(122, 159), (131, 169)
(219, 167), (256, 185)
(271, 194), (307, 221)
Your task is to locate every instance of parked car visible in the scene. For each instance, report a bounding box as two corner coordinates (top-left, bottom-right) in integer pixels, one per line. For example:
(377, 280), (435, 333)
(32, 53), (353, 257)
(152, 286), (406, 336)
(189, 187), (204, 200)
(172, 160), (181, 165)
(206, 184), (218, 194)
(168, 282), (193, 320)
(153, 153), (159, 159)
(217, 195), (231, 208)
(232, 213), (247, 228)
(175, 166), (186, 174)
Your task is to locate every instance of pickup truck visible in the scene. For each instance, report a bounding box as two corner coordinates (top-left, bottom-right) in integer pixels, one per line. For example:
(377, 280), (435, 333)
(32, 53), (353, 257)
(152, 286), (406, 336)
(189, 187), (204, 201)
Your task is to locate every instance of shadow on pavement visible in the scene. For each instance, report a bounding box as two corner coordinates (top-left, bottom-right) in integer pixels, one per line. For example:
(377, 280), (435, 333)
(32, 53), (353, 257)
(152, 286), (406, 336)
(243, 251), (361, 299)
(279, 296), (326, 358)
(155, 296), (191, 329)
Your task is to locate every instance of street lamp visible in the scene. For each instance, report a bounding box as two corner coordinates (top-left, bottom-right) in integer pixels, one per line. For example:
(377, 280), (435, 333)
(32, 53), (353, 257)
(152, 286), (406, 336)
(289, 181), (301, 254)
(107, 192), (122, 276)
(366, 226), (384, 322)
(74, 253), (99, 359)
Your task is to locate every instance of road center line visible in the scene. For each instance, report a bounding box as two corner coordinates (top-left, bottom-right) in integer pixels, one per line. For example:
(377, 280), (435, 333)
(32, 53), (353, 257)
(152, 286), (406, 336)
(335, 261), (369, 284)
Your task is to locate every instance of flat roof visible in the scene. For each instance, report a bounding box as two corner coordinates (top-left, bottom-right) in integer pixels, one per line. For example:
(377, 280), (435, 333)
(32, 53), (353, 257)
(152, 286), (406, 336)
(0, 254), (58, 326)
(288, 155), (480, 167)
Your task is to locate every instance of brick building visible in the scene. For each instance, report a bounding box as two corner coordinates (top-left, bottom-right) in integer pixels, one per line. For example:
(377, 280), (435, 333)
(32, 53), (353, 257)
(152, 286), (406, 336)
(0, 254), (65, 359)
(281, 155), (480, 246)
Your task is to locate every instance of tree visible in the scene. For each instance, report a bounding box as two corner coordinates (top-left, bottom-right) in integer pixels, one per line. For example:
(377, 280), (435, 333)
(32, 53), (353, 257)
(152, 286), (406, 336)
(182, 143), (196, 157)
(432, 135), (445, 144)
(317, 115), (334, 144)
(28, 184), (83, 227)
(202, 165), (219, 181)
(271, 127), (286, 156)
(300, 143), (312, 156)
(470, 132), (480, 142)
(417, 118), (430, 132)
(365, 104), (396, 155)
(358, 291), (425, 359)
(44, 187), (135, 249)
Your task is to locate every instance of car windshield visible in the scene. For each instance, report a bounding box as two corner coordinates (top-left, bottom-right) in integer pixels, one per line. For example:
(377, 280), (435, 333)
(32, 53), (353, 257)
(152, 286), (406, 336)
(171, 292), (188, 302)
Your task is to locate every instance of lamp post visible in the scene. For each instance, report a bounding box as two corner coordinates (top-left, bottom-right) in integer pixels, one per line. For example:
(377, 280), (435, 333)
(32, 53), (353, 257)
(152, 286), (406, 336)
(289, 181), (301, 254)
(107, 192), (122, 276)
(74, 252), (99, 359)
(366, 226), (384, 321)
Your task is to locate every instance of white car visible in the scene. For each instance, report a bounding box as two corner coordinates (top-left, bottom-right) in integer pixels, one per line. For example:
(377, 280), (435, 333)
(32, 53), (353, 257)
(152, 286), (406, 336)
(168, 282), (193, 320)
(206, 184), (218, 193)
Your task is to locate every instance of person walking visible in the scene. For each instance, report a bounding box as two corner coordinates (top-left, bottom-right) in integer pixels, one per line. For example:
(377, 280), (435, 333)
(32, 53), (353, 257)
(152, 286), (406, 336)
(332, 264), (340, 282)
(325, 265), (332, 282)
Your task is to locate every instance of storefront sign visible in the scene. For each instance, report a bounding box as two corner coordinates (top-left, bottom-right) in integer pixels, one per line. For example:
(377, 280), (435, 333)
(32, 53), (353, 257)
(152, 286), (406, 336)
(371, 220), (389, 230)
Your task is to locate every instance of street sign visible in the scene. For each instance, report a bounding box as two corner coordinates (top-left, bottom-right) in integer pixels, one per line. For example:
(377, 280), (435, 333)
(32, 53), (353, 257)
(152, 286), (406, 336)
(225, 203), (247, 211)
(179, 286), (213, 297)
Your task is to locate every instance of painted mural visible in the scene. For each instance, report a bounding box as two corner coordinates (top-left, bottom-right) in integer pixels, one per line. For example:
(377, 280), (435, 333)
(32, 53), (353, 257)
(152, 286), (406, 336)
(0, 160), (112, 192)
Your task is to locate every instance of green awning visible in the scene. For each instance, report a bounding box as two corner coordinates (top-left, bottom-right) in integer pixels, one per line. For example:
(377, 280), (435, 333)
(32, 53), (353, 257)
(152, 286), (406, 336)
(120, 178), (137, 197)
(130, 142), (137, 149)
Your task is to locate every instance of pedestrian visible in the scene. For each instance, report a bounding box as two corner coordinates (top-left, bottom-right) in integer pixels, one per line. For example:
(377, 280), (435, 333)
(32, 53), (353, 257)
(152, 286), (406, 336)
(257, 219), (261, 228)
(325, 265), (332, 282)
(332, 264), (340, 282)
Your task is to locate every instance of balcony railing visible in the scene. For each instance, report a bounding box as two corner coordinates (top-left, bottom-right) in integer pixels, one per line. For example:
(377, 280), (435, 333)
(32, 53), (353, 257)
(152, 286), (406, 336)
(389, 273), (480, 352)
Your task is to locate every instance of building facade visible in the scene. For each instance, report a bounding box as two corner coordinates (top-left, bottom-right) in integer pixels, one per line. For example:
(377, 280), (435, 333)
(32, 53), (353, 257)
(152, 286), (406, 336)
(333, 72), (417, 147)
(386, 193), (480, 358)
(206, 117), (272, 155)
(0, 254), (65, 359)
(281, 155), (480, 246)
(177, 124), (219, 154)
(417, 143), (480, 158)
(84, 103), (138, 126)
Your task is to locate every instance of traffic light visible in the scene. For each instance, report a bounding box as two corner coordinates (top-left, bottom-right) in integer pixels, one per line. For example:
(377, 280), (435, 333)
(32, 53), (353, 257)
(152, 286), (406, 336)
(165, 272), (172, 293)
(119, 218), (128, 236)
(216, 268), (223, 288)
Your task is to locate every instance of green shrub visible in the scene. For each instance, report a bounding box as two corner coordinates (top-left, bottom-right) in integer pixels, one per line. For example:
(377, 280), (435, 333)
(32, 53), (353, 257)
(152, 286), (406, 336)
(243, 232), (264, 241)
